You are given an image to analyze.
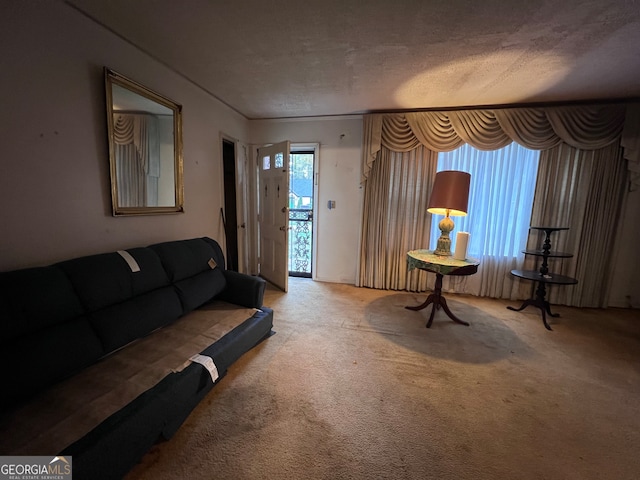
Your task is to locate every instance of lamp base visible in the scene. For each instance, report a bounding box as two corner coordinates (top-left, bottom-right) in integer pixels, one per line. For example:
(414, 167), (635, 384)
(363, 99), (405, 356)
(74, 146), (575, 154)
(434, 216), (454, 256)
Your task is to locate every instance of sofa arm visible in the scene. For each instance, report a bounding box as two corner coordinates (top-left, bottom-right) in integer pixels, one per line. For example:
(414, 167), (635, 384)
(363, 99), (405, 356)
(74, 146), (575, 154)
(218, 271), (266, 308)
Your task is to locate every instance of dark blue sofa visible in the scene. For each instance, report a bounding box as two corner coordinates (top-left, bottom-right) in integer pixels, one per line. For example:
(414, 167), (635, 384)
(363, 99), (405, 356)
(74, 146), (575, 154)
(0, 237), (273, 479)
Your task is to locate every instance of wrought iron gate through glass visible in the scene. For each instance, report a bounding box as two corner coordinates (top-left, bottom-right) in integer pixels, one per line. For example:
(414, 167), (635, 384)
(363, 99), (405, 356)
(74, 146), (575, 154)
(288, 151), (314, 277)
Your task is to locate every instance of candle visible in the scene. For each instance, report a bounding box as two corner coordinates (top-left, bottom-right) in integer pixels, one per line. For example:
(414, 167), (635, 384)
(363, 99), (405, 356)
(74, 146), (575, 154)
(453, 232), (470, 260)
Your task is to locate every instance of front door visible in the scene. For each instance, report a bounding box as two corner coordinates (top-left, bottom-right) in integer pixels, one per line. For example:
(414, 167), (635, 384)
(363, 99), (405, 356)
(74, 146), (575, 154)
(258, 141), (290, 292)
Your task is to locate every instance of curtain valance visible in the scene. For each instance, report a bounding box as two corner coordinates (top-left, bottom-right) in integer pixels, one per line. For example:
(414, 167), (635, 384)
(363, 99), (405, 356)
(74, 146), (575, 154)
(113, 114), (137, 145)
(113, 114), (160, 176)
(362, 104), (627, 183)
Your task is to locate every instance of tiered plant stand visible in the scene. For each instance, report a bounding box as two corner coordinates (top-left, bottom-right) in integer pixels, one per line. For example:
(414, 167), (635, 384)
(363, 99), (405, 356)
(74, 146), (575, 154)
(507, 226), (578, 330)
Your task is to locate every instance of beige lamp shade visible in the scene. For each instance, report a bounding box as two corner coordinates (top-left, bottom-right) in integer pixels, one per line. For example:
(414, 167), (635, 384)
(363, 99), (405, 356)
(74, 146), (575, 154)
(427, 170), (471, 216)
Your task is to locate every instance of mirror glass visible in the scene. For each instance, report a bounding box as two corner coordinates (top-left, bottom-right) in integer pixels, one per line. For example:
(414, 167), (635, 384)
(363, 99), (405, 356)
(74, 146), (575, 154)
(105, 68), (184, 215)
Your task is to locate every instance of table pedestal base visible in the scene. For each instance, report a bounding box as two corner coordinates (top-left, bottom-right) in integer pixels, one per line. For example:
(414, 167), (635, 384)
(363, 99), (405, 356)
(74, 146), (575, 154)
(507, 281), (559, 331)
(507, 299), (559, 331)
(405, 273), (470, 328)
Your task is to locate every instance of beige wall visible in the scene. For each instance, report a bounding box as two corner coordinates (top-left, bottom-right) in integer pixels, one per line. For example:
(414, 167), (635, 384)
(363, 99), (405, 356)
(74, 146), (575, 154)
(1, 2), (637, 307)
(0, 1), (248, 271)
(609, 187), (640, 308)
(250, 118), (363, 284)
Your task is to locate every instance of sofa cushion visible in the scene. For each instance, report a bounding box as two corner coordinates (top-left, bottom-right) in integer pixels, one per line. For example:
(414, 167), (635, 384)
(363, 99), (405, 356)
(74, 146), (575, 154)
(1, 317), (104, 409)
(57, 248), (170, 313)
(89, 286), (183, 353)
(149, 238), (226, 312)
(149, 238), (225, 282)
(0, 265), (85, 341)
(201, 237), (226, 269)
(126, 248), (174, 296)
(174, 270), (226, 312)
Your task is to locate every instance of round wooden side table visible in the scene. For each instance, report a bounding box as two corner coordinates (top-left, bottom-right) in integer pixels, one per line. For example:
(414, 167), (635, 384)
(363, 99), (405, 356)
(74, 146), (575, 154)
(406, 250), (480, 328)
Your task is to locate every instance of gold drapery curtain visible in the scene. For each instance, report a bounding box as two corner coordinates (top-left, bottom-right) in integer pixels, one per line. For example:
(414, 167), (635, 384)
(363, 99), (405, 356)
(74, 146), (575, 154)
(362, 105), (627, 183)
(113, 114), (160, 206)
(359, 104), (631, 307)
(621, 103), (640, 188)
(113, 114), (149, 171)
(113, 114), (147, 207)
(524, 142), (627, 307)
(359, 146), (437, 291)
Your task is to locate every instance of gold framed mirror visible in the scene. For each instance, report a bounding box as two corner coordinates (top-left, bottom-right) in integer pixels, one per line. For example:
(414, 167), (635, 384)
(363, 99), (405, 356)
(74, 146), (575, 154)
(105, 68), (184, 215)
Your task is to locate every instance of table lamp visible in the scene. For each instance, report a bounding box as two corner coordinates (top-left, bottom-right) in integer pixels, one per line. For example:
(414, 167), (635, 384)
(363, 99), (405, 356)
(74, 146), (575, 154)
(427, 170), (470, 256)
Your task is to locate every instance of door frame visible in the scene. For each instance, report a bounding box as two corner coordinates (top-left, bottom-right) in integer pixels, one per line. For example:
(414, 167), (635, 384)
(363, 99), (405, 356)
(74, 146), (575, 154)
(290, 143), (320, 281)
(246, 142), (319, 283)
(219, 133), (249, 273)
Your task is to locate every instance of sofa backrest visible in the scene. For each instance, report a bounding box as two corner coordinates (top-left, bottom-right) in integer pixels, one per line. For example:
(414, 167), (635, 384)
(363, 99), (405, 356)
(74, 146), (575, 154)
(57, 247), (183, 353)
(148, 237), (227, 313)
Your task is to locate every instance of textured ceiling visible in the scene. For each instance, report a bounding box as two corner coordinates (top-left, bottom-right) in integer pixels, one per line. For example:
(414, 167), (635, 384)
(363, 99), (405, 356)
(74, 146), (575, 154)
(67, 0), (640, 119)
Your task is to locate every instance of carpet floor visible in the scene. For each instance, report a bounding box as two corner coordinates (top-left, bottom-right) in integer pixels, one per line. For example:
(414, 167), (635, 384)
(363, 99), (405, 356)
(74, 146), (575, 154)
(126, 278), (640, 480)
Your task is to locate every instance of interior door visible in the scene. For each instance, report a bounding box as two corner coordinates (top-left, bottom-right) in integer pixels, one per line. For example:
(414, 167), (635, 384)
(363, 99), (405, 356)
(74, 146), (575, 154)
(236, 142), (249, 274)
(221, 138), (238, 271)
(258, 141), (290, 292)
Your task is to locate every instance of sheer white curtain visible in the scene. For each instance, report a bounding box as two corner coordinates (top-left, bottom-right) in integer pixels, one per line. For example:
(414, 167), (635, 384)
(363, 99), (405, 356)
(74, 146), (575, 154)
(113, 113), (160, 207)
(430, 142), (540, 298)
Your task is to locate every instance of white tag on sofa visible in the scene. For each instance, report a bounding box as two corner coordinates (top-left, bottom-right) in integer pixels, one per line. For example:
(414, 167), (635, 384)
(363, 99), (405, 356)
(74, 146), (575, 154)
(190, 354), (219, 382)
(117, 250), (141, 272)
(208, 258), (217, 269)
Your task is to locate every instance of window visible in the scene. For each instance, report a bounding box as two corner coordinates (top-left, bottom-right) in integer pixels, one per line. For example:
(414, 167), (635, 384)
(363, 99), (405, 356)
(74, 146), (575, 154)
(430, 142), (540, 258)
